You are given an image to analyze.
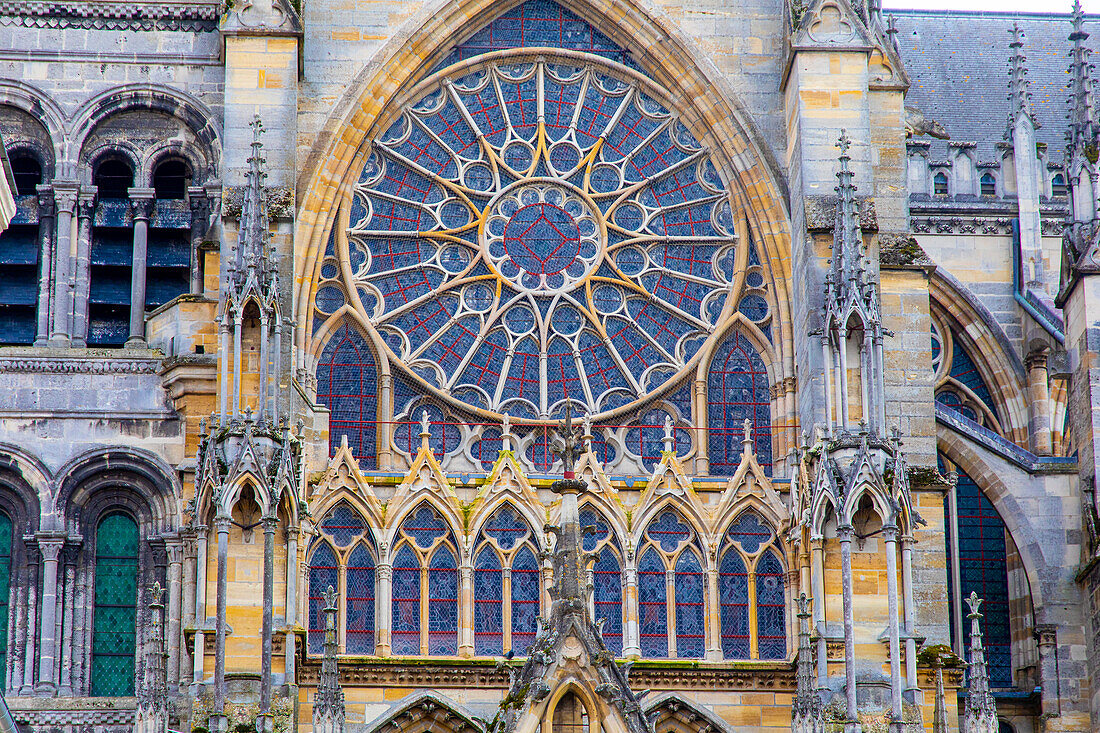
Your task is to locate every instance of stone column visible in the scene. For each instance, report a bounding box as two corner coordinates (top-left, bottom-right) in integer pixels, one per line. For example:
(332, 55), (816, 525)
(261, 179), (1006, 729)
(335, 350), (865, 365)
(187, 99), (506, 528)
(180, 533), (196, 689)
(900, 535), (918, 690)
(35, 534), (65, 695)
(49, 184), (77, 347)
(693, 377), (709, 474)
(622, 559), (640, 657)
(705, 557), (721, 661)
(1035, 624), (1060, 724)
(459, 560), (474, 657)
(58, 544), (78, 695)
(883, 526), (904, 731)
(165, 538), (184, 690)
(259, 515), (277, 732)
(375, 558), (393, 655)
(837, 524), (858, 732)
(188, 187), (209, 294)
(193, 525), (209, 687)
(20, 545), (38, 694)
(212, 515), (230, 730)
(810, 537), (827, 685)
(284, 527), (298, 682)
(70, 190), (96, 347)
(126, 188), (155, 348)
(33, 186), (55, 346)
(1026, 349), (1052, 456)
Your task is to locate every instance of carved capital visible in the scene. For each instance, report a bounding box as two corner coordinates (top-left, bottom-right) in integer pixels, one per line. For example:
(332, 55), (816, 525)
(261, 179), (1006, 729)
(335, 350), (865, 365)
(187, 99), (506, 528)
(36, 185), (55, 218)
(53, 184), (78, 213)
(1034, 623), (1058, 648)
(36, 535), (66, 563)
(165, 537), (184, 566)
(129, 189), (155, 220)
(376, 563), (393, 581)
(77, 192), (97, 219)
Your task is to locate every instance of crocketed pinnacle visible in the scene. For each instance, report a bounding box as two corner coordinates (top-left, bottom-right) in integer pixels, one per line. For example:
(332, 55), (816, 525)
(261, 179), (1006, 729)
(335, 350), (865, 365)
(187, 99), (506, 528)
(791, 594), (824, 733)
(824, 130), (879, 329)
(1006, 23), (1038, 140)
(312, 585), (346, 733)
(1067, 0), (1098, 154)
(224, 115), (279, 312)
(961, 592), (998, 733)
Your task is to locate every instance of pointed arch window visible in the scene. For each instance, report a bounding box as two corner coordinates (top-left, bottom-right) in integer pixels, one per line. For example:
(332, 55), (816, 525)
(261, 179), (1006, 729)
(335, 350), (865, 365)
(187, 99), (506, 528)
(392, 504), (460, 655)
(933, 172), (949, 196)
(932, 324), (1003, 433)
(472, 504), (542, 655)
(90, 511), (139, 696)
(718, 512), (787, 659)
(707, 332), (772, 475)
(552, 691), (590, 733)
(308, 502), (377, 655)
(317, 324), (379, 467)
(980, 173), (997, 197)
(580, 507), (623, 655)
(637, 509), (706, 659)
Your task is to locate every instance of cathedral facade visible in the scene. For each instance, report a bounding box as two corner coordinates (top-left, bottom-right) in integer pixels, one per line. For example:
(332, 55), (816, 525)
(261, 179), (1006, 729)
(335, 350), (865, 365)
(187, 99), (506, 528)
(0, 0), (1093, 732)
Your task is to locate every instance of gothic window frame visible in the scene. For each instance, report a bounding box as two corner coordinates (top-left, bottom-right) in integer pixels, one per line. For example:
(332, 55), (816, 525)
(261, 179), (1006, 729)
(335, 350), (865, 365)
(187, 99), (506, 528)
(636, 507), (707, 659)
(315, 322), (382, 467)
(89, 509), (141, 697)
(308, 501), (379, 655)
(716, 510), (788, 660)
(579, 505), (624, 656)
(705, 329), (773, 475)
(389, 503), (461, 656)
(929, 310), (1005, 435)
(933, 171), (949, 196)
(471, 503), (543, 656)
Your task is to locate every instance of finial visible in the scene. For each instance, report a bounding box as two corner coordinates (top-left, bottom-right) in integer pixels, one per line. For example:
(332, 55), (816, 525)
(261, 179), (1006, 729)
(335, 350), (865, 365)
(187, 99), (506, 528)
(796, 592), (811, 618)
(551, 402), (582, 479)
(582, 412), (593, 453)
(1007, 23), (1037, 138)
(1067, 0), (1098, 156)
(419, 409), (432, 450)
(662, 414), (675, 453)
(501, 412), (512, 452)
(742, 418), (754, 455)
(323, 584), (338, 613)
(966, 591), (983, 618)
(148, 580), (165, 608)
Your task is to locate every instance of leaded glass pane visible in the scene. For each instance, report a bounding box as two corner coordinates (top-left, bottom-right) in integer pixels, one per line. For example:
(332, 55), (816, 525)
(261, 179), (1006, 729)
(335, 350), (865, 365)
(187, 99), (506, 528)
(673, 551), (705, 659)
(391, 545), (421, 655)
(483, 505), (531, 550)
(645, 510), (692, 552)
(308, 543), (339, 654)
(320, 503), (366, 547)
(427, 548), (458, 655)
(755, 550), (787, 659)
(727, 512), (772, 554)
(510, 546), (540, 654)
(403, 505), (450, 550)
(474, 547), (503, 656)
(719, 550), (749, 659)
(592, 548), (622, 655)
(346, 545), (376, 654)
(949, 339), (1000, 423)
(707, 332), (772, 475)
(0, 512), (10, 689)
(638, 548), (668, 658)
(316, 324), (379, 465)
(91, 512), (138, 696)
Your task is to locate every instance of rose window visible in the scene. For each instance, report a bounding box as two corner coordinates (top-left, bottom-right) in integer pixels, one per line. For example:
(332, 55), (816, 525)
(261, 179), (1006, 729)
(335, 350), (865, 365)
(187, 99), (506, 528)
(342, 57), (740, 420)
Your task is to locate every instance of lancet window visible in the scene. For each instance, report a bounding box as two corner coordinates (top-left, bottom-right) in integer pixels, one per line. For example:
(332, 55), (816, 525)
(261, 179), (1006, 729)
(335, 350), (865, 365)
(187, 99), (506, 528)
(707, 332), (772, 474)
(316, 324), (379, 466)
(637, 509), (705, 659)
(580, 507), (623, 655)
(90, 511), (139, 696)
(717, 511), (787, 659)
(391, 504), (460, 656)
(472, 504), (541, 656)
(308, 502), (377, 654)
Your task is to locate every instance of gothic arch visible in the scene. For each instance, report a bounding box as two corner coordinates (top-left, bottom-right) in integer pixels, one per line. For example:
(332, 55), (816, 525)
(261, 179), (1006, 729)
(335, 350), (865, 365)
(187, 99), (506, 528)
(361, 690), (483, 733)
(467, 495), (546, 548)
(645, 693), (737, 733)
(382, 497), (465, 562)
(293, 0), (795, 390)
(631, 496), (710, 556)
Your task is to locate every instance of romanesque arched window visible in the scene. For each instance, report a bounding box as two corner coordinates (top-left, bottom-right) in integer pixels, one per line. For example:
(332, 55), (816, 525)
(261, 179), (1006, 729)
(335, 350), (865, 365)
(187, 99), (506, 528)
(316, 324), (379, 467)
(637, 509), (705, 659)
(718, 512), (786, 659)
(0, 512), (11, 688)
(940, 455), (1012, 686)
(88, 156), (136, 346)
(308, 502), (377, 654)
(580, 507), (623, 655)
(90, 511), (139, 696)
(707, 332), (772, 475)
(472, 505), (541, 656)
(0, 152), (43, 345)
(391, 504), (460, 655)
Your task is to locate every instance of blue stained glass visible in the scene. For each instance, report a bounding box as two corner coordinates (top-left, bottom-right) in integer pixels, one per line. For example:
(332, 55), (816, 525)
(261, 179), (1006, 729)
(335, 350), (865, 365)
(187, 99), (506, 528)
(427, 548), (459, 655)
(510, 547), (541, 654)
(316, 324), (379, 467)
(592, 548), (622, 655)
(674, 551), (705, 659)
(506, 203), (581, 275)
(707, 332), (772, 475)
(320, 503), (367, 547)
(392, 403), (461, 459)
(308, 543), (339, 655)
(438, 0), (638, 71)
(738, 294), (769, 322)
(391, 545), (421, 655)
(718, 549), (749, 659)
(948, 338), (1000, 425)
(402, 504), (452, 549)
(645, 510), (692, 551)
(546, 338), (584, 411)
(727, 512), (772, 554)
(484, 505), (532, 550)
(579, 508), (614, 552)
(474, 547), (504, 656)
(346, 545), (377, 654)
(755, 550), (787, 659)
(638, 548), (668, 658)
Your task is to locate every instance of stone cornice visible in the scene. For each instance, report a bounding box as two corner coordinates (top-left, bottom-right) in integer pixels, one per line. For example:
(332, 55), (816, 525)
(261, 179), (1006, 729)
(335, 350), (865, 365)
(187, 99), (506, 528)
(0, 2), (220, 31)
(0, 354), (161, 374)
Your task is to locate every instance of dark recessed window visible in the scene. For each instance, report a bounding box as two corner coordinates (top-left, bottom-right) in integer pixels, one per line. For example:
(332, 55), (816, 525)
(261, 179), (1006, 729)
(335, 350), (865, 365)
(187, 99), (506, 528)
(1052, 174), (1067, 198)
(933, 172), (949, 196)
(152, 159), (190, 200)
(980, 173), (996, 197)
(9, 155), (42, 196)
(93, 158), (134, 199)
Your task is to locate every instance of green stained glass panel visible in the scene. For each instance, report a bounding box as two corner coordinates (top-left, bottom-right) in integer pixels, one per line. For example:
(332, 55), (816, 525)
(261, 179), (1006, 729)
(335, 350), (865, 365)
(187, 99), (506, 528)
(91, 512), (138, 696)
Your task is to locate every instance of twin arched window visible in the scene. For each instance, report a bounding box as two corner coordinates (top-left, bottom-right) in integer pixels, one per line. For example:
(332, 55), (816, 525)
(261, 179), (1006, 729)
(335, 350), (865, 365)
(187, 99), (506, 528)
(308, 503), (377, 654)
(91, 511), (139, 696)
(472, 505), (541, 655)
(392, 505), (460, 655)
(581, 507), (623, 656)
(718, 512), (786, 659)
(637, 510), (706, 659)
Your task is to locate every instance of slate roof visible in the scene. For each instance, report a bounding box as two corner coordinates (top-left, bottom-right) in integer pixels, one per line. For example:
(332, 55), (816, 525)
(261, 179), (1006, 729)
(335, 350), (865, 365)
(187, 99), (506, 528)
(892, 8), (1095, 163)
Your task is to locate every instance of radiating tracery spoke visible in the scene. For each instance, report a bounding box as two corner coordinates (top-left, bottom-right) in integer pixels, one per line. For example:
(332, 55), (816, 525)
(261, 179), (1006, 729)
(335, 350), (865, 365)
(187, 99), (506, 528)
(344, 55), (740, 419)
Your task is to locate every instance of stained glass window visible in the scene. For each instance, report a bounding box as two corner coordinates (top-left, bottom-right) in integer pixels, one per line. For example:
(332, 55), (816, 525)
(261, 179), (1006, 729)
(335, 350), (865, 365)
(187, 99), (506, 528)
(636, 509), (705, 658)
(320, 502), (366, 547)
(91, 511), (139, 696)
(316, 324), (379, 466)
(948, 338), (1000, 423)
(637, 548), (668, 658)
(0, 513), (11, 688)
(707, 332), (772, 475)
(673, 551), (705, 658)
(427, 548), (459, 654)
(308, 543), (339, 654)
(391, 545), (421, 655)
(473, 505), (541, 655)
(346, 545), (376, 654)
(718, 511), (786, 659)
(941, 456), (1012, 686)
(392, 504), (460, 655)
(581, 507), (623, 655)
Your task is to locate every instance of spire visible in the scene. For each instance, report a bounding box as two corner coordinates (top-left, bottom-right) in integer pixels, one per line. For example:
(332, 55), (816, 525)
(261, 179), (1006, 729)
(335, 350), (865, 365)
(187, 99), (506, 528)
(224, 115), (279, 314)
(1068, 0), (1098, 155)
(827, 130), (878, 326)
(135, 583), (168, 733)
(312, 585), (346, 733)
(792, 594), (824, 733)
(961, 593), (999, 733)
(1006, 23), (1038, 139)
(931, 650), (949, 733)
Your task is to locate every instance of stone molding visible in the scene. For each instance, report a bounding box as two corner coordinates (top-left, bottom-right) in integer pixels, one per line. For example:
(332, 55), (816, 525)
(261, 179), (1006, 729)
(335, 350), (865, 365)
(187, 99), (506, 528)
(0, 2), (219, 31)
(7, 699), (137, 726)
(908, 216), (1065, 236)
(0, 356), (161, 374)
